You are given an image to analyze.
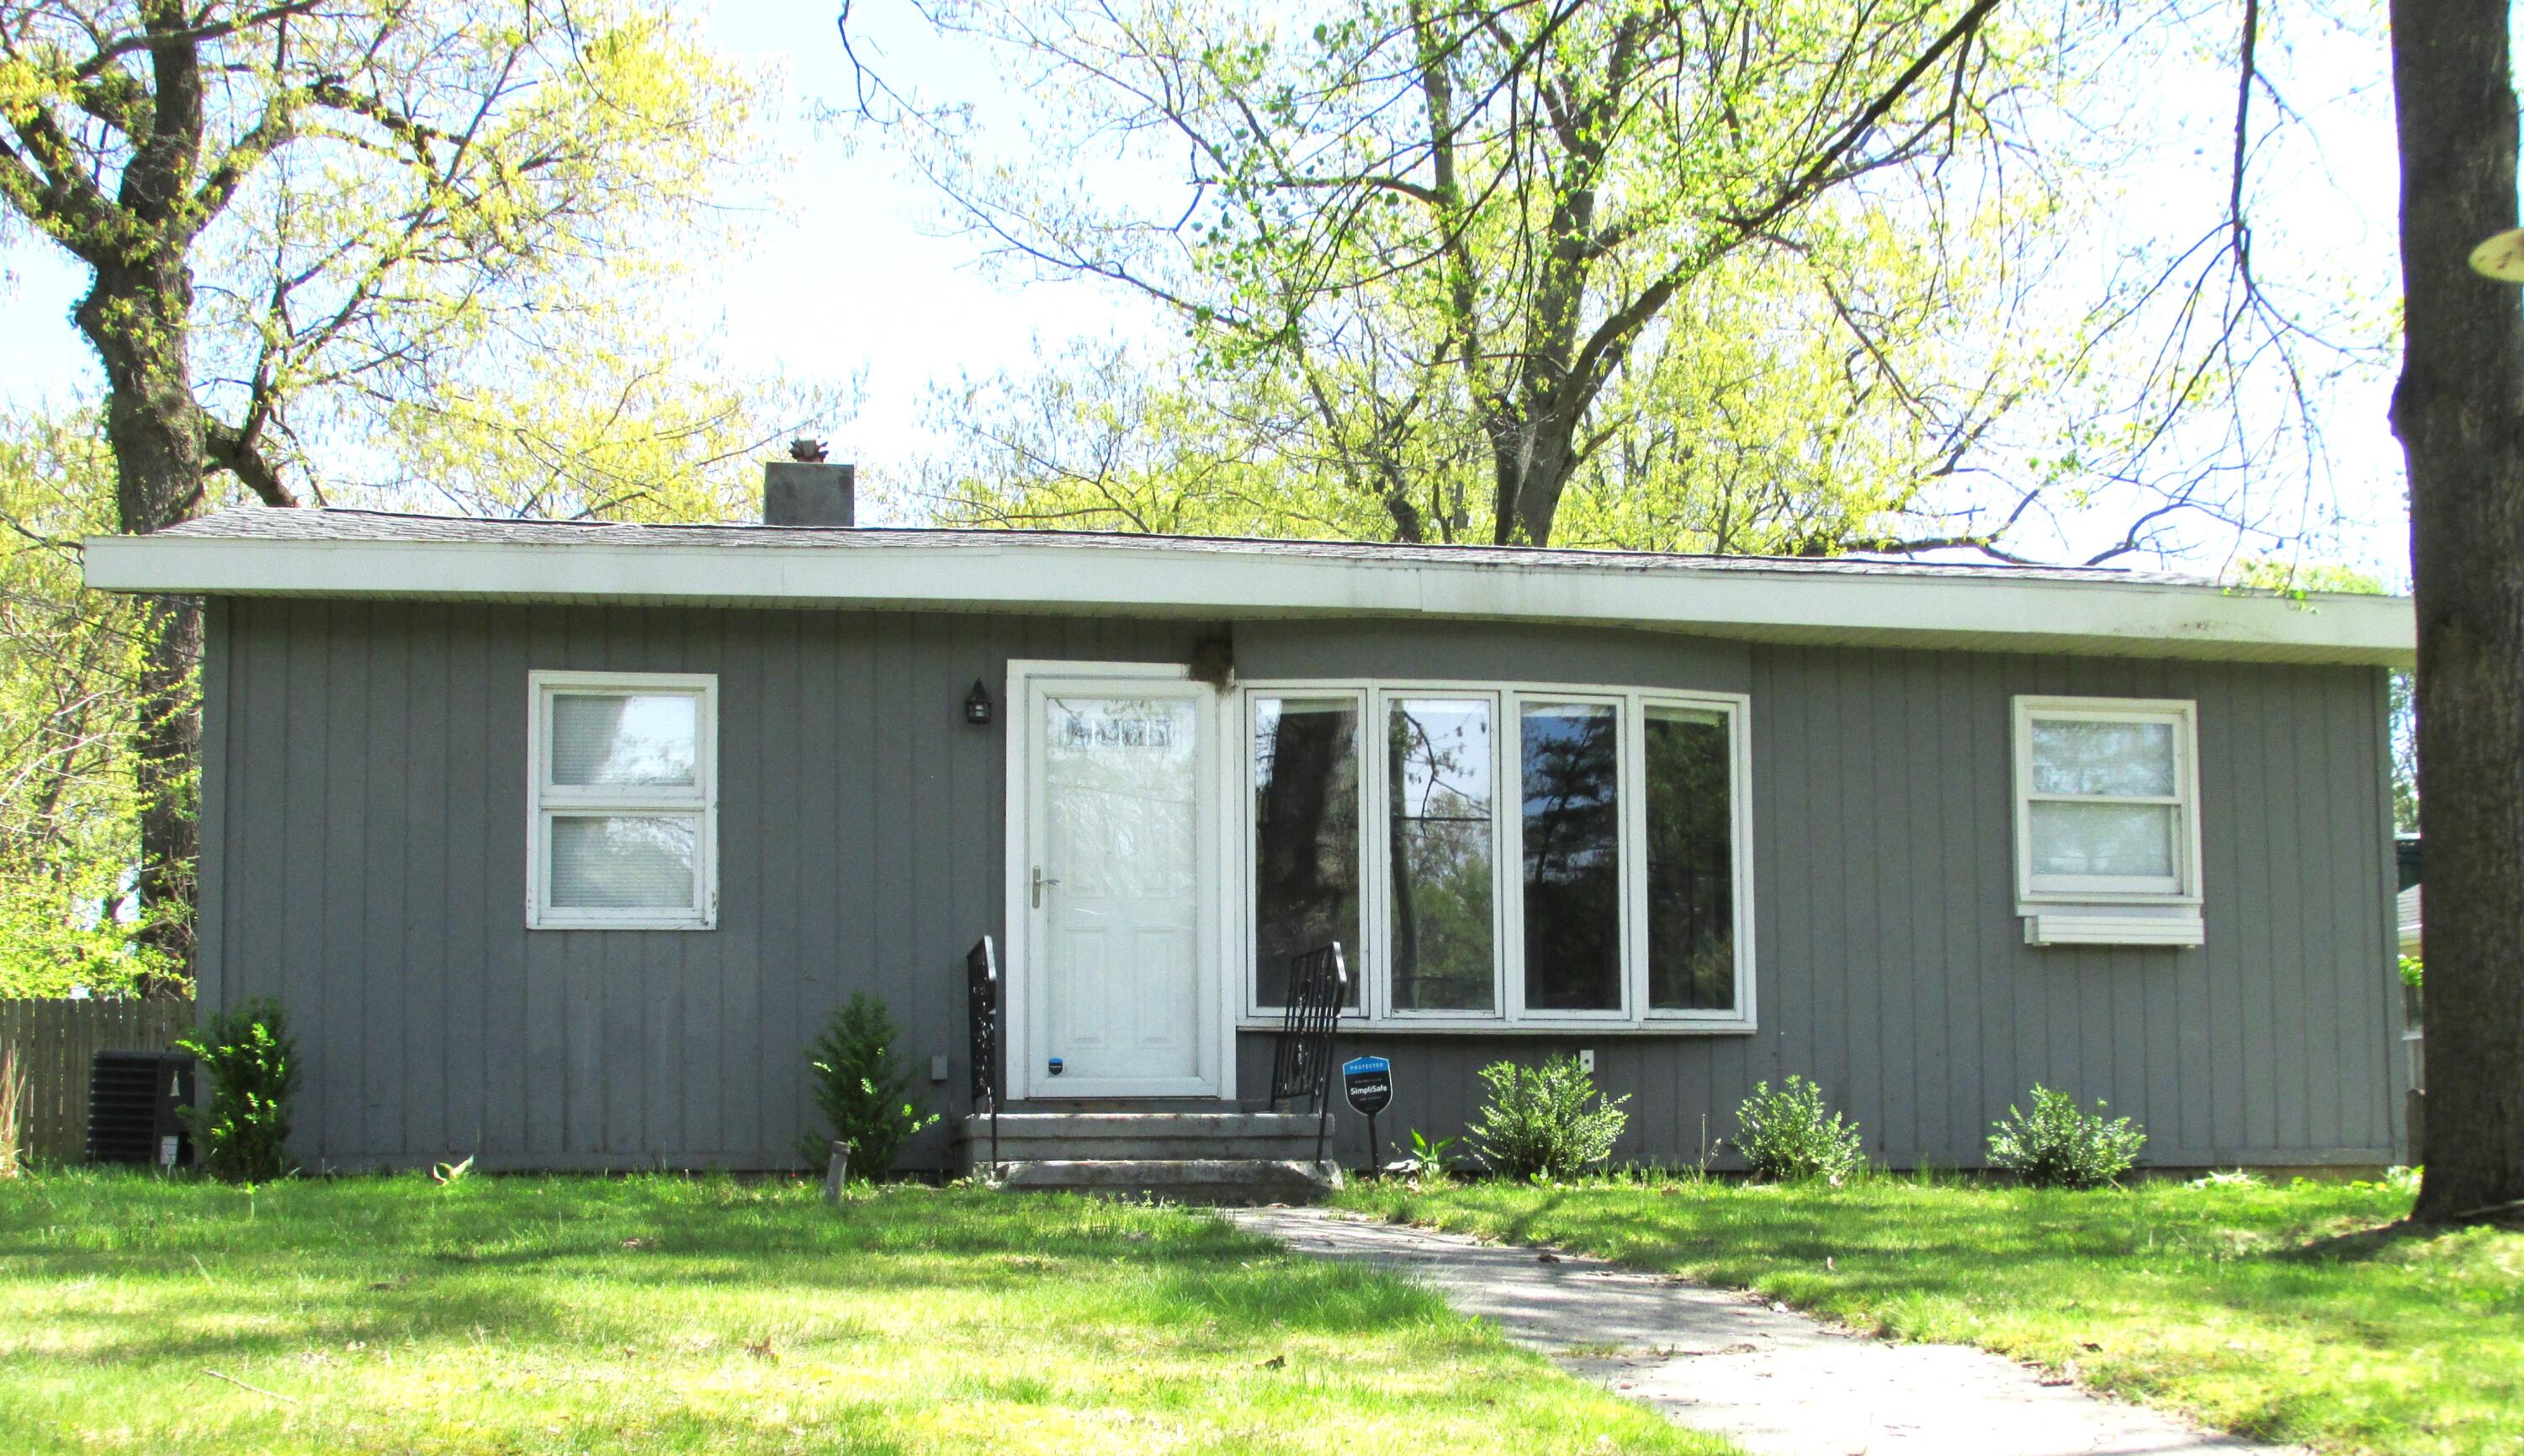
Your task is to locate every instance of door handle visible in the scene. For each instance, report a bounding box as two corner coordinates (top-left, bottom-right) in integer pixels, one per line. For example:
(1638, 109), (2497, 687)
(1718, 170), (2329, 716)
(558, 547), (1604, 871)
(1031, 866), (1061, 908)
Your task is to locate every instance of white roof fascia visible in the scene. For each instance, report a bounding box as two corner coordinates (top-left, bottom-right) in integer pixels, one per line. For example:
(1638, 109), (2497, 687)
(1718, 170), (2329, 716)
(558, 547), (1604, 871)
(80, 531), (2415, 666)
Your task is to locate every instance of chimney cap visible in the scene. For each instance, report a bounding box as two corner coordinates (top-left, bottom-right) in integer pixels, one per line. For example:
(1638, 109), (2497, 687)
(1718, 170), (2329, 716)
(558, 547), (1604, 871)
(788, 437), (829, 463)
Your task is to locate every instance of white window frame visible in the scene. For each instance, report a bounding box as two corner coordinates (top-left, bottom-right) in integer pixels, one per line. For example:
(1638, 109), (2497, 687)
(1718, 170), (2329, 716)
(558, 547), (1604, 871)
(526, 670), (719, 930)
(1237, 677), (1754, 1035)
(2011, 695), (2203, 944)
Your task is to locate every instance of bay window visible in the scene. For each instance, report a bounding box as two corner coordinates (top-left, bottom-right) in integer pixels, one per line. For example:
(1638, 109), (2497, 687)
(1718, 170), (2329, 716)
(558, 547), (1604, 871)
(1245, 680), (1752, 1030)
(528, 670), (718, 929)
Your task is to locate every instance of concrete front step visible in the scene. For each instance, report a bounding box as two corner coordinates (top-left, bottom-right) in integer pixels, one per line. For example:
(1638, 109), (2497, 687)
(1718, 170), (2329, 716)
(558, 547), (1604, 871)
(957, 1111), (1329, 1165)
(991, 1158), (1343, 1204)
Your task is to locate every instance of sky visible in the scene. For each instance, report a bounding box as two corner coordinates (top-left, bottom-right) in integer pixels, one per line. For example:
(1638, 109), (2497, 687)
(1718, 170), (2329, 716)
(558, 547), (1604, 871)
(0, 0), (2414, 582)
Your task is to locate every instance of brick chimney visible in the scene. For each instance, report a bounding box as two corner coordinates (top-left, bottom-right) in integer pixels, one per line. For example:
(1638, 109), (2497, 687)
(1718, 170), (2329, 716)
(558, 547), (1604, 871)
(763, 438), (854, 527)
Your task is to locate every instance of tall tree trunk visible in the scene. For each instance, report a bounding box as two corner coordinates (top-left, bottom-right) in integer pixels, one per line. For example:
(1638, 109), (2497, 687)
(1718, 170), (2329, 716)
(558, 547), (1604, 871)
(2389, 0), (2524, 1220)
(76, 262), (205, 992)
(1490, 410), (1582, 547)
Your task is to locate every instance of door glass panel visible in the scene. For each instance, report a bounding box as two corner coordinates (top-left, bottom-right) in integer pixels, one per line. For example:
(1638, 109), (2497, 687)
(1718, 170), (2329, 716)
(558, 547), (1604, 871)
(1042, 694), (1201, 1083)
(1645, 705), (1735, 1011)
(549, 693), (697, 787)
(1520, 702), (1622, 1012)
(1387, 697), (1496, 1012)
(1253, 697), (1361, 1009)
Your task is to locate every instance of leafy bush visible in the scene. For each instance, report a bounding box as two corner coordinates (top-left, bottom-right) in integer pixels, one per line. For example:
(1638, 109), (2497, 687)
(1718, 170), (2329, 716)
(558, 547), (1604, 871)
(175, 999), (299, 1183)
(797, 993), (937, 1178)
(1467, 1055), (1629, 1181)
(1986, 1085), (2147, 1189)
(1734, 1076), (1866, 1183)
(1400, 1128), (1461, 1187)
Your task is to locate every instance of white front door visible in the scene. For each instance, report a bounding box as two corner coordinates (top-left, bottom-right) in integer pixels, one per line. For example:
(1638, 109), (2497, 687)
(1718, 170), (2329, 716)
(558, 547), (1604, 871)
(1016, 670), (1222, 1099)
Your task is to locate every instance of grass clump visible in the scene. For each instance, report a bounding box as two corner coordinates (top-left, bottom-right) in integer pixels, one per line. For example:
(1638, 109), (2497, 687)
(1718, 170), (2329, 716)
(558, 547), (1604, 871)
(1468, 1054), (1629, 1181)
(1733, 1075), (1864, 1183)
(1339, 1172), (2521, 1456)
(0, 1171), (1739, 1456)
(1986, 1085), (2146, 1189)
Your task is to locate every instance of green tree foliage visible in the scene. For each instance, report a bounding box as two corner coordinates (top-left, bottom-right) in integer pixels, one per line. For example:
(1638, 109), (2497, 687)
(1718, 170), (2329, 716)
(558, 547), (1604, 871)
(0, 0), (808, 976)
(798, 993), (938, 1179)
(0, 415), (168, 997)
(176, 998), (299, 1183)
(856, 0), (2140, 555)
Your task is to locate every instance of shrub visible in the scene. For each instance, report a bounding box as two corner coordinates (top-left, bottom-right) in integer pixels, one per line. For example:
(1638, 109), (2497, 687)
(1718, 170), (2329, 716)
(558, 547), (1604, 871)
(1467, 1055), (1629, 1181)
(797, 993), (937, 1178)
(1986, 1085), (2147, 1189)
(175, 999), (299, 1183)
(1400, 1128), (1461, 1187)
(1734, 1076), (1866, 1183)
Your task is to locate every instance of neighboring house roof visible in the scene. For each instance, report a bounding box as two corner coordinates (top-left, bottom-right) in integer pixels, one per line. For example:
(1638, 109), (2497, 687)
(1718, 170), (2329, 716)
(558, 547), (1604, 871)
(82, 506), (2416, 666)
(2399, 883), (2423, 958)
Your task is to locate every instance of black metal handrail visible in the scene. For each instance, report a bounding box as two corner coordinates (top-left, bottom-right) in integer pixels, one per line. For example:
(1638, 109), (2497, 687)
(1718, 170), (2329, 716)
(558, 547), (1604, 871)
(1267, 941), (1345, 1164)
(968, 935), (1001, 1178)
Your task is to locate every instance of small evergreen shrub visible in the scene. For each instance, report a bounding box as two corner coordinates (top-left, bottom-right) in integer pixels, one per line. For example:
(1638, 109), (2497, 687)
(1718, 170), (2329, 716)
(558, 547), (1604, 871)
(1734, 1076), (1865, 1183)
(798, 993), (937, 1178)
(1986, 1085), (2147, 1189)
(175, 998), (299, 1183)
(1467, 1055), (1629, 1181)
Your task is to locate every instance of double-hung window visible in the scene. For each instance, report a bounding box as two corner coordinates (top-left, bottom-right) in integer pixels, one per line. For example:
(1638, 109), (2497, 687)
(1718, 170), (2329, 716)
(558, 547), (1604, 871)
(2012, 696), (2203, 945)
(528, 670), (718, 929)
(1244, 680), (1752, 1030)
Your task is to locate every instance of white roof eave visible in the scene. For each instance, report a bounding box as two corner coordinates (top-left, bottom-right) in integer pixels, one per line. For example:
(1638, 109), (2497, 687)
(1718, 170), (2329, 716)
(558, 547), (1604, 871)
(79, 531), (2416, 667)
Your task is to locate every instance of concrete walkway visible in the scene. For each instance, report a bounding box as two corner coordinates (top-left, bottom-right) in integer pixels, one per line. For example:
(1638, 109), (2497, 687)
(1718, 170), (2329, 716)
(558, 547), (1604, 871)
(1223, 1207), (2302, 1456)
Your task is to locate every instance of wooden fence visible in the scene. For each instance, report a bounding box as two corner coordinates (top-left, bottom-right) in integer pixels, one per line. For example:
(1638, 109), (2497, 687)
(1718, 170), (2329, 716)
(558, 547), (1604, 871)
(1, 998), (195, 1165)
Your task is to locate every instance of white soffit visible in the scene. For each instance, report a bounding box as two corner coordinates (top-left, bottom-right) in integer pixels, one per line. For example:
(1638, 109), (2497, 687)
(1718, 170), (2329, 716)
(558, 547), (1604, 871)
(82, 521), (2415, 666)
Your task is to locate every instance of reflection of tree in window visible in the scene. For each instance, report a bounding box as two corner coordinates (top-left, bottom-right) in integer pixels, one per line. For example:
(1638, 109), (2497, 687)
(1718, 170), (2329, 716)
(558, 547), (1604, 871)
(551, 694), (696, 786)
(1253, 699), (1360, 1008)
(1521, 704), (1621, 1010)
(1646, 707), (1734, 1011)
(1387, 700), (1495, 1013)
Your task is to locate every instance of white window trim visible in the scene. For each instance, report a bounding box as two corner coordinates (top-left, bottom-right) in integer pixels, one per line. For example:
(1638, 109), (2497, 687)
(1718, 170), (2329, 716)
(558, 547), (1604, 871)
(2011, 695), (2203, 945)
(1237, 677), (1755, 1035)
(526, 670), (718, 930)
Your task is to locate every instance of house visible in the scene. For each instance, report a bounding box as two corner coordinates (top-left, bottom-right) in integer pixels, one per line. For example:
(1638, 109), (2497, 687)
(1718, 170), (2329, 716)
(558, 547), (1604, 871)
(82, 461), (2419, 1182)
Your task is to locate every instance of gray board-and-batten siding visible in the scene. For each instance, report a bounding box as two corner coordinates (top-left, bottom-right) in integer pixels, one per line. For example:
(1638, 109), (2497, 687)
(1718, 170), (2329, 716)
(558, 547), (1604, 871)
(198, 597), (2408, 1173)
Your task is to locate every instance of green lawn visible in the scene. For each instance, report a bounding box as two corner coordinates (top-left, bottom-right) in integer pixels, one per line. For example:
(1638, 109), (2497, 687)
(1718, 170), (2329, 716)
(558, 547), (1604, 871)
(1336, 1173), (2524, 1456)
(0, 1173), (1737, 1455)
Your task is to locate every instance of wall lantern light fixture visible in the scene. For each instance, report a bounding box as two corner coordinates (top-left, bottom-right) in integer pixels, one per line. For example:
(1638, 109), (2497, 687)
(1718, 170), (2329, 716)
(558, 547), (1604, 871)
(963, 679), (994, 727)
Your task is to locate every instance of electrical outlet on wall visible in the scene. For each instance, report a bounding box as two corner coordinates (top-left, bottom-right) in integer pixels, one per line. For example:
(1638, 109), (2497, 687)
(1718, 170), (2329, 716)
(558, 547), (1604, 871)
(1578, 1048), (1595, 1073)
(931, 1054), (950, 1083)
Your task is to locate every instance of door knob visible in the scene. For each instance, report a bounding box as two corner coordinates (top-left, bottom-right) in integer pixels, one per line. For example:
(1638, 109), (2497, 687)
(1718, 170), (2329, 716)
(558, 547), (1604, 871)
(1031, 866), (1061, 908)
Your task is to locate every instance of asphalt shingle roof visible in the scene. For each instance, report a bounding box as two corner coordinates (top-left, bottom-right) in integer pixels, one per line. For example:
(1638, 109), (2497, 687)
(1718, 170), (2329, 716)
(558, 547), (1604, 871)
(155, 506), (2214, 589)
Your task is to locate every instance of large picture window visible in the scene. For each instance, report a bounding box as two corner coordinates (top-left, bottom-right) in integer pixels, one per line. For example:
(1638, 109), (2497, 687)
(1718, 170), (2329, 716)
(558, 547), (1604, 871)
(1243, 680), (1752, 1031)
(1252, 695), (1363, 1009)
(528, 670), (718, 929)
